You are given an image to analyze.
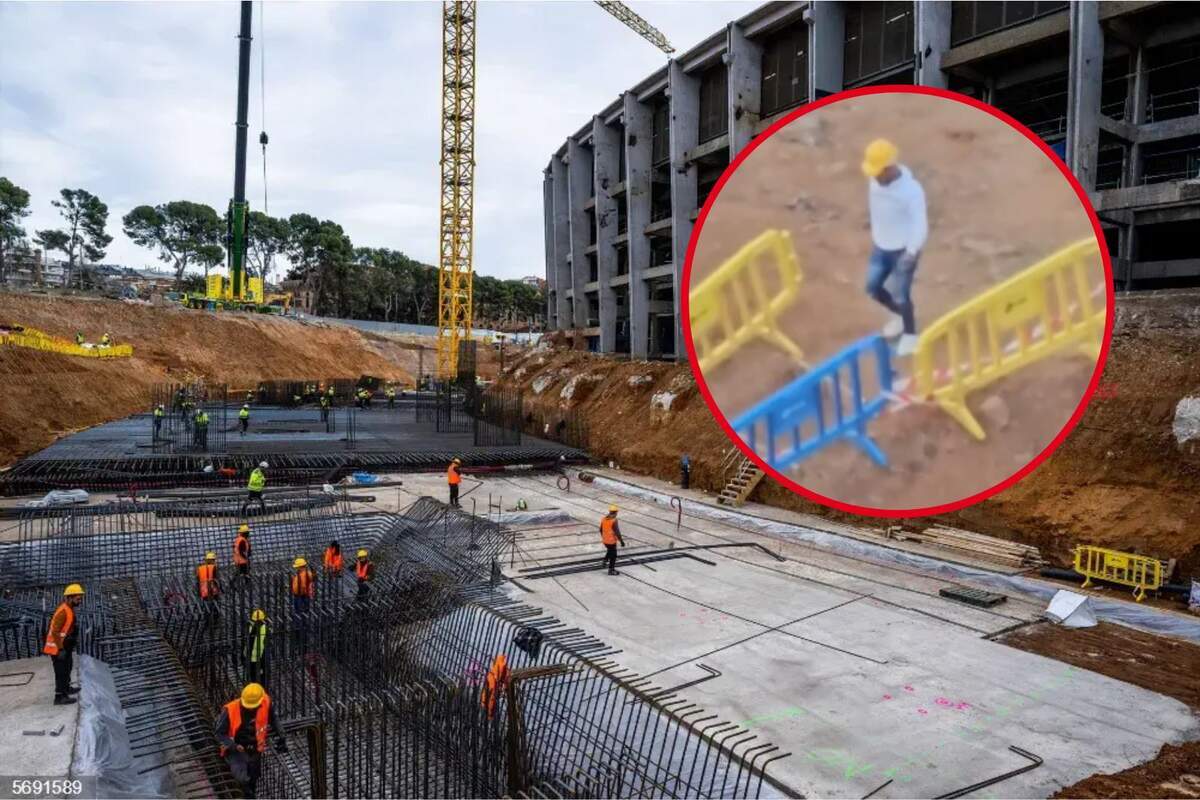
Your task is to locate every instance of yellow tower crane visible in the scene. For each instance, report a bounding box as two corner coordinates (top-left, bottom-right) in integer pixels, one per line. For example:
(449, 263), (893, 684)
(435, 1), (674, 379)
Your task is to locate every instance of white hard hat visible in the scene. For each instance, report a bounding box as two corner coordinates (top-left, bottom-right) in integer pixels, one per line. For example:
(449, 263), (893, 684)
(259, 461), (269, 468)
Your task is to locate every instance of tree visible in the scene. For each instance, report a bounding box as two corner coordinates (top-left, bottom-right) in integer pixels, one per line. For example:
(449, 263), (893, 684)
(285, 214), (355, 316)
(33, 229), (70, 285)
(196, 243), (225, 283)
(0, 177), (32, 282)
(246, 212), (291, 282)
(38, 189), (111, 289)
(123, 201), (223, 289)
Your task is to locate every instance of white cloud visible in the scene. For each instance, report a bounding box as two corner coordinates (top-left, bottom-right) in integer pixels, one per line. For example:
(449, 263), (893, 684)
(1, 0), (757, 277)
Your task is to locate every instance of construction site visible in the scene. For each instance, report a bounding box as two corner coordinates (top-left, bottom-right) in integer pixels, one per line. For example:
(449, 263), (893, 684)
(2, 1), (1200, 799)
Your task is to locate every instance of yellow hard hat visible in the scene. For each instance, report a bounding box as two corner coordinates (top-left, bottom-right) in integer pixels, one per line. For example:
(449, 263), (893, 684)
(238, 524), (250, 534)
(251, 608), (266, 622)
(293, 557), (307, 569)
(241, 682), (266, 709)
(861, 138), (899, 178)
(205, 551), (216, 561)
(608, 505), (618, 513)
(63, 583), (85, 597)
(356, 549), (368, 559)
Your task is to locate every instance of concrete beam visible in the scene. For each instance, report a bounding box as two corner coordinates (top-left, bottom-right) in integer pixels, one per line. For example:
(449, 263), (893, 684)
(593, 116), (622, 353)
(1136, 115), (1200, 144)
(1132, 203), (1200, 225)
(643, 265), (675, 280)
(668, 59), (700, 361)
(915, 2), (952, 89)
(550, 156), (572, 329)
(1097, 114), (1136, 142)
(542, 170), (555, 326)
(808, 2), (844, 99)
(727, 21), (764, 154)
(1131, 258), (1200, 281)
(566, 139), (593, 329)
(624, 91), (653, 359)
(1094, 179), (1200, 210)
(686, 134), (731, 164)
(1067, 1), (1104, 191)
(941, 10), (1070, 70)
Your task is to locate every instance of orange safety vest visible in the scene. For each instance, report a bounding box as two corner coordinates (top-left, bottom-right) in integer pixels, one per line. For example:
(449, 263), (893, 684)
(233, 534), (250, 566)
(219, 696), (271, 756)
(197, 563), (218, 598)
(290, 569), (314, 598)
(479, 654), (510, 719)
(323, 548), (343, 572)
(355, 560), (372, 582)
(42, 602), (74, 656)
(600, 516), (619, 546)
(447, 464), (461, 485)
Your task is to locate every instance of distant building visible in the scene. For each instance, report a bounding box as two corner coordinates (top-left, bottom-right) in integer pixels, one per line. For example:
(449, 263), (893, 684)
(521, 275), (545, 289)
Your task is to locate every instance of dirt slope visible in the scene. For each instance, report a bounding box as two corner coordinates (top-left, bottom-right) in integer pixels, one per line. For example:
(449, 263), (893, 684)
(499, 290), (1200, 580)
(0, 294), (413, 466)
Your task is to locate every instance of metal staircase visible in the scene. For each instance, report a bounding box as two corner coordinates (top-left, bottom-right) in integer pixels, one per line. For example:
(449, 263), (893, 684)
(716, 449), (764, 507)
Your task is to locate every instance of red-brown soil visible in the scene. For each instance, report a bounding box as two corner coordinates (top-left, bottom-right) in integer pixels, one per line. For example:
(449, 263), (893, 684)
(690, 91), (1102, 509)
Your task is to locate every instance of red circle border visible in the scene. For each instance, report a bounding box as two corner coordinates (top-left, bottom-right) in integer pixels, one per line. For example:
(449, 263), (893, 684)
(681, 84), (1116, 519)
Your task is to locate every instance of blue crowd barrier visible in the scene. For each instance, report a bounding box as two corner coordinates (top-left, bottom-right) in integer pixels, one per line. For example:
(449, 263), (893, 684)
(731, 335), (894, 472)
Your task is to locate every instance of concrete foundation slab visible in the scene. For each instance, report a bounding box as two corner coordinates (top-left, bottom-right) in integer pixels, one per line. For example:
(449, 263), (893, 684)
(0, 656), (79, 780)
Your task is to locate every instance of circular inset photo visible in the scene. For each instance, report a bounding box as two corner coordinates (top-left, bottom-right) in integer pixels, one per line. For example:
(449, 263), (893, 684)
(683, 87), (1112, 516)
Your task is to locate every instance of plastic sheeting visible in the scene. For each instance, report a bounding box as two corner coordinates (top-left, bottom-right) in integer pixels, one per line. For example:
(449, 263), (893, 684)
(1045, 590), (1098, 628)
(72, 655), (173, 799)
(24, 489), (89, 508)
(498, 509), (574, 527)
(589, 474), (1200, 644)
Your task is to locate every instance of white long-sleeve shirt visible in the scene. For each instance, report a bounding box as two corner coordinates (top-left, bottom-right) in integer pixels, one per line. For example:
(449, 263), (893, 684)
(868, 165), (928, 256)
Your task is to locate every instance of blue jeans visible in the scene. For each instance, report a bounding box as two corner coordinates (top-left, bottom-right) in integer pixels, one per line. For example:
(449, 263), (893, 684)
(865, 246), (918, 335)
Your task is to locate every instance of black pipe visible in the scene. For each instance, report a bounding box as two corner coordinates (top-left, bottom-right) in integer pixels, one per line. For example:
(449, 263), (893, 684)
(1039, 567), (1193, 595)
(233, 0), (252, 206)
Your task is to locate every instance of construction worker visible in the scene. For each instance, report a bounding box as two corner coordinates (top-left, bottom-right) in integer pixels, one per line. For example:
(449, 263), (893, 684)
(214, 683), (287, 799)
(197, 552), (220, 600)
(354, 548), (374, 598)
(43, 583), (84, 705)
(197, 408), (210, 450)
(447, 457), (462, 507)
(243, 609), (269, 686)
(233, 524), (252, 577)
(327, 385), (336, 404)
(861, 138), (928, 357)
(99, 332), (111, 347)
(75, 332), (84, 345)
(239, 404), (250, 436)
(322, 540), (344, 574)
(600, 505), (626, 576)
(241, 462), (268, 515)
(386, 385), (396, 408)
(153, 404), (164, 439)
(245, 390), (254, 405)
(319, 393), (330, 423)
(290, 557), (315, 614)
(680, 453), (691, 490)
(479, 654), (509, 720)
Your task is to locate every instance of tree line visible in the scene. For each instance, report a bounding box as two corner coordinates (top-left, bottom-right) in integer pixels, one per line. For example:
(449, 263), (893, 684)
(0, 177), (544, 326)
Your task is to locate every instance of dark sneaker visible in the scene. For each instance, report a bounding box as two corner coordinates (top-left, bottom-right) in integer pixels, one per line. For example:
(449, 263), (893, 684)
(54, 696), (77, 705)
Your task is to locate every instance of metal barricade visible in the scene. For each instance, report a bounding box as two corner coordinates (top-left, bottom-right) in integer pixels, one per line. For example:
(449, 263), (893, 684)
(732, 335), (893, 472)
(688, 229), (805, 373)
(1074, 545), (1163, 602)
(913, 238), (1106, 440)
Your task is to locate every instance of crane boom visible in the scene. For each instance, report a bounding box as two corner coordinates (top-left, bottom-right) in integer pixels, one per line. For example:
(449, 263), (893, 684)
(436, 0), (477, 380)
(594, 1), (675, 54)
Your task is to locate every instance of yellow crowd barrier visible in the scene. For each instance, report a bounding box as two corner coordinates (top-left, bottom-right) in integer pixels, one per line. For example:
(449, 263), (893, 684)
(912, 238), (1105, 440)
(688, 229), (805, 373)
(1, 326), (133, 359)
(1074, 545), (1163, 602)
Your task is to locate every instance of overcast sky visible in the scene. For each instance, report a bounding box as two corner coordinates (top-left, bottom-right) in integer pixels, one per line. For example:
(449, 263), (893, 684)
(1, 0), (755, 281)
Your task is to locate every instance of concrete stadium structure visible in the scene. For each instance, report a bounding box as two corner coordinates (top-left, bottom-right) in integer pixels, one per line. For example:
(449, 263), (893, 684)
(542, 0), (1200, 358)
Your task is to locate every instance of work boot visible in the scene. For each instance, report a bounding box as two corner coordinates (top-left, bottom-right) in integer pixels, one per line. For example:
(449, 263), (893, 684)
(67, 685), (81, 695)
(607, 569), (618, 576)
(53, 695), (77, 705)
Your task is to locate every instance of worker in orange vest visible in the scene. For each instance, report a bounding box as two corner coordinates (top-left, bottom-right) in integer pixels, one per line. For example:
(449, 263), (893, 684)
(447, 457), (462, 507)
(214, 683), (287, 799)
(198, 552), (220, 600)
(600, 505), (626, 576)
(479, 653), (510, 719)
(290, 557), (315, 614)
(233, 524), (252, 577)
(43, 583), (84, 705)
(354, 548), (374, 598)
(322, 540), (344, 574)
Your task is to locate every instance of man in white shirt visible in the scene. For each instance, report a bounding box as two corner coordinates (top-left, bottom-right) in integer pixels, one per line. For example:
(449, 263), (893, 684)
(861, 138), (928, 356)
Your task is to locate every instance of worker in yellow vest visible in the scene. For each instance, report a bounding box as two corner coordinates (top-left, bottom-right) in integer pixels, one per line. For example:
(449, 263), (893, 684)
(239, 404), (250, 436)
(386, 385), (396, 408)
(43, 583), (84, 705)
(241, 462), (268, 516)
(243, 609), (269, 686)
(153, 404), (164, 439)
(214, 683), (287, 799)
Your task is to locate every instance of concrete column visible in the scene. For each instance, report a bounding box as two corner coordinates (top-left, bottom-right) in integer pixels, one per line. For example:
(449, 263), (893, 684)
(668, 60), (700, 361)
(1126, 45), (1149, 188)
(808, 1), (845, 100)
(624, 91), (653, 359)
(915, 1), (951, 89)
(542, 168), (555, 327)
(566, 138), (592, 330)
(727, 22), (764, 154)
(1067, 1), (1103, 191)
(550, 155), (571, 328)
(593, 116), (621, 353)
